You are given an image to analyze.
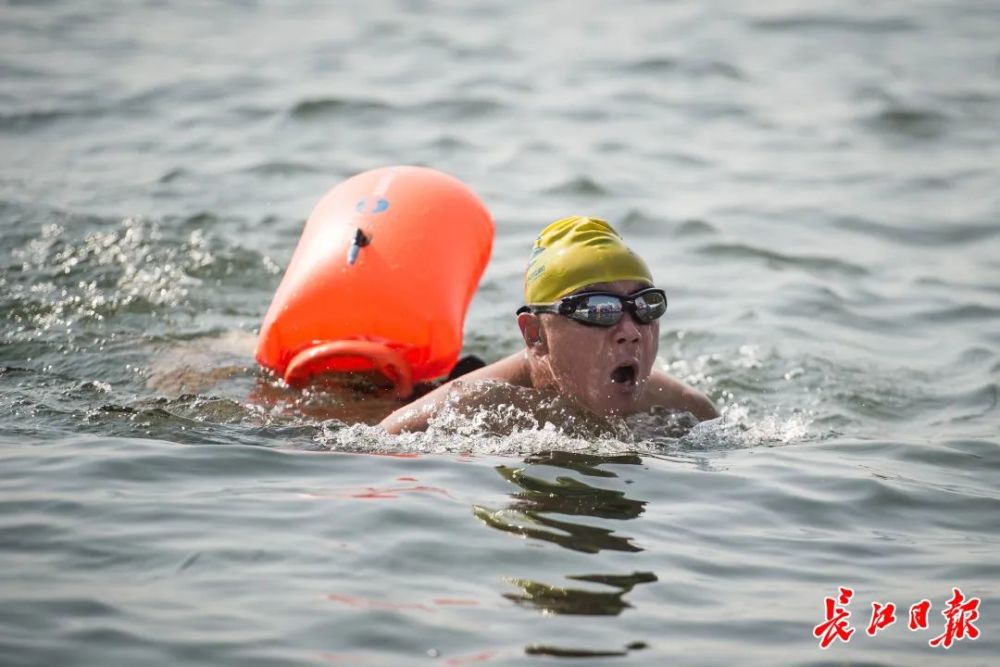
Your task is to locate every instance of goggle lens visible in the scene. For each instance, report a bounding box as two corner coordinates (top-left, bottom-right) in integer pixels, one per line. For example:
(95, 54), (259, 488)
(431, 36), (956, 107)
(565, 288), (667, 326)
(517, 288), (668, 327)
(572, 295), (623, 326)
(633, 290), (667, 322)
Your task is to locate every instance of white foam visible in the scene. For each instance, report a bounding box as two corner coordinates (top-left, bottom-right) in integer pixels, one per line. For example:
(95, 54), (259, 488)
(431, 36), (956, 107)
(313, 395), (814, 458)
(678, 403), (813, 450)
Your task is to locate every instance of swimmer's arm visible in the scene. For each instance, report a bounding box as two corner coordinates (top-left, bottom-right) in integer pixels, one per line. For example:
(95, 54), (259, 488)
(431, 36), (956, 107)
(642, 370), (719, 421)
(379, 352), (529, 434)
(379, 381), (455, 434)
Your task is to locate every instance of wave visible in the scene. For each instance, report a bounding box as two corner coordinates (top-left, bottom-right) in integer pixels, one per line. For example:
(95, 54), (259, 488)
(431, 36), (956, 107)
(0, 108), (93, 132)
(542, 176), (609, 197)
(618, 209), (664, 231)
(697, 242), (869, 277)
(616, 211), (718, 237)
(752, 14), (918, 33)
(676, 219), (717, 236)
(918, 303), (1000, 324)
(238, 161), (320, 177)
(414, 96), (507, 120)
(864, 106), (950, 140)
(423, 135), (473, 151)
(832, 215), (1000, 247)
(623, 57), (745, 80)
(289, 95), (505, 122)
(289, 97), (392, 119)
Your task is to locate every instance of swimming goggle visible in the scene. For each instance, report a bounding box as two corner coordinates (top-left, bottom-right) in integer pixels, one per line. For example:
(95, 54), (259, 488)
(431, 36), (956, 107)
(516, 287), (667, 327)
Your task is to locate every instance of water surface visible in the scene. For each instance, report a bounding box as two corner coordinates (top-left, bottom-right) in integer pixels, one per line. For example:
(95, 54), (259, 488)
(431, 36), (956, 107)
(2, 0), (998, 664)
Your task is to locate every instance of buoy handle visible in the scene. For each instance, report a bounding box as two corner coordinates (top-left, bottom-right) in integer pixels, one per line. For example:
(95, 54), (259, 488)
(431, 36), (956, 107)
(283, 340), (413, 398)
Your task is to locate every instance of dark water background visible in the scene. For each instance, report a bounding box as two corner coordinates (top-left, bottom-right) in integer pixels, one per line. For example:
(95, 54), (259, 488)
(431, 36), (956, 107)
(2, 1), (999, 665)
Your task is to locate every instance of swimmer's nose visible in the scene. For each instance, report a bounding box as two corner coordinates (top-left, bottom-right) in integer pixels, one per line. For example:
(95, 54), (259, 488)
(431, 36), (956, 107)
(614, 313), (642, 344)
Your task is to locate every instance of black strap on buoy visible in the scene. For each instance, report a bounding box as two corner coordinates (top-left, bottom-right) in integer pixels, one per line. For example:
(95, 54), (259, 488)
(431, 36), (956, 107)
(347, 228), (372, 265)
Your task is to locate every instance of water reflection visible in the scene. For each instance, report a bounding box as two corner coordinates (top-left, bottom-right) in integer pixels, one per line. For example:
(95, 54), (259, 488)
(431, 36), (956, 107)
(473, 451), (646, 554)
(522, 450), (642, 477)
(525, 641), (649, 658)
(473, 504), (641, 554)
(474, 451), (657, 655)
(497, 463), (646, 520)
(503, 571), (657, 616)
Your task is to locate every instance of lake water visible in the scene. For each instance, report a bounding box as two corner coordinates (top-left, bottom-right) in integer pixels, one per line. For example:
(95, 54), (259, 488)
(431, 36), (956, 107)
(1, 1), (998, 665)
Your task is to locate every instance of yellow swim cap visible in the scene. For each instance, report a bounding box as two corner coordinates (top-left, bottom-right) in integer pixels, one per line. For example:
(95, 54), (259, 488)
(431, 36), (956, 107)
(523, 216), (653, 304)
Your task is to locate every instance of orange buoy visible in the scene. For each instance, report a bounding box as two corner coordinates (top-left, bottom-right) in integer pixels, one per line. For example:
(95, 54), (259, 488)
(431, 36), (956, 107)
(255, 166), (493, 397)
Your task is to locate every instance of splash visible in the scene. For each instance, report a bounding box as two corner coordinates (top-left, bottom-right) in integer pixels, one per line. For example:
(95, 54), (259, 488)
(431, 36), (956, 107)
(305, 335), (821, 457)
(313, 381), (626, 456)
(6, 217), (210, 338)
(658, 339), (819, 448)
(678, 402), (813, 450)
(312, 379), (814, 457)
(317, 419), (629, 457)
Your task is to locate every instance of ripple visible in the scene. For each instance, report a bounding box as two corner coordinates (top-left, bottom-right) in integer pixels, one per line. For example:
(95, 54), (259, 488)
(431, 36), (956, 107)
(675, 219), (717, 236)
(157, 167), (189, 184)
(951, 346), (996, 367)
(239, 161), (319, 177)
(542, 176), (609, 197)
(3, 4), (999, 665)
(752, 14), (918, 33)
(865, 106), (950, 140)
(0, 108), (94, 133)
(646, 149), (713, 167)
(414, 96), (506, 120)
(424, 135), (472, 151)
(289, 97), (391, 119)
(936, 382), (999, 424)
(594, 139), (627, 153)
(0, 61), (47, 79)
(697, 242), (868, 277)
(618, 212), (715, 238)
(623, 56), (678, 72)
(777, 286), (910, 339)
(618, 209), (664, 232)
(124, 75), (268, 107)
(623, 57), (745, 80)
(832, 214), (1000, 247)
(919, 303), (1000, 323)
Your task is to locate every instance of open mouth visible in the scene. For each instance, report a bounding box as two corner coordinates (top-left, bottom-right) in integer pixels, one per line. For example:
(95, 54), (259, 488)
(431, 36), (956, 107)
(610, 362), (638, 385)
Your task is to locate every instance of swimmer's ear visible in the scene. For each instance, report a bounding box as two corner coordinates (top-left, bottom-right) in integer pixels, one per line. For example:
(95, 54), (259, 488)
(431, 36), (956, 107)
(517, 312), (547, 355)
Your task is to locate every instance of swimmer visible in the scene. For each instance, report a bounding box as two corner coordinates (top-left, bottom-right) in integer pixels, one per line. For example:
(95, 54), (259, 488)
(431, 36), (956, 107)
(380, 216), (718, 434)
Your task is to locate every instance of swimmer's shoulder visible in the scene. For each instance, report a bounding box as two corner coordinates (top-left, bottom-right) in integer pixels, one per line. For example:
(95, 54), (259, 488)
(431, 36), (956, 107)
(638, 369), (719, 422)
(379, 352), (530, 434)
(453, 351), (532, 386)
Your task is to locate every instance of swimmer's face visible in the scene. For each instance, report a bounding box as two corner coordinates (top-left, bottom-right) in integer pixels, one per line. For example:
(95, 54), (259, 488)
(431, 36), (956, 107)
(531, 279), (659, 416)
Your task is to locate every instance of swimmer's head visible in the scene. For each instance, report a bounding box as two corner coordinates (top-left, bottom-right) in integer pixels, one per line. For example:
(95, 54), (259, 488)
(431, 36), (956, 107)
(523, 216), (653, 304)
(518, 217), (660, 417)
